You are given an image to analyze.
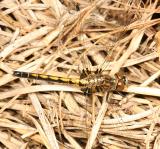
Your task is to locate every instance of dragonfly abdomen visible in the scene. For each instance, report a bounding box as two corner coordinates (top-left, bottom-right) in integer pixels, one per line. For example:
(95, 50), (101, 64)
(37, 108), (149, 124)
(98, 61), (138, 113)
(13, 71), (81, 85)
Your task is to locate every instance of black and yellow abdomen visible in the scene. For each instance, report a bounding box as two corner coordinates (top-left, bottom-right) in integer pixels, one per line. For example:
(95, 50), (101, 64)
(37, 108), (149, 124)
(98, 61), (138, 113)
(13, 71), (88, 86)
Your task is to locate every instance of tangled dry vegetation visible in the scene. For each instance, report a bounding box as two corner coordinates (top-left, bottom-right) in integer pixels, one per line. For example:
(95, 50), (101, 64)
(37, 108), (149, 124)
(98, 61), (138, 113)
(0, 0), (160, 149)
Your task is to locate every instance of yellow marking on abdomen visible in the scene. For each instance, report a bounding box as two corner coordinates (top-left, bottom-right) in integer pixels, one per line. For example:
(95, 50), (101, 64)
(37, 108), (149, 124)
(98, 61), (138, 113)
(70, 78), (80, 84)
(48, 76), (59, 81)
(39, 74), (48, 79)
(31, 73), (38, 77)
(60, 77), (70, 82)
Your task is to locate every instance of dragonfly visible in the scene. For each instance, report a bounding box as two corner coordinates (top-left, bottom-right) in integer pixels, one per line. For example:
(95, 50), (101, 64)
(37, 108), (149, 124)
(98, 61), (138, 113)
(13, 68), (127, 95)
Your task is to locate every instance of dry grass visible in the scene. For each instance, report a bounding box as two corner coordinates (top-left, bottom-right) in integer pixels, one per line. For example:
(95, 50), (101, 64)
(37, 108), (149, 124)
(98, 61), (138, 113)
(0, 0), (160, 149)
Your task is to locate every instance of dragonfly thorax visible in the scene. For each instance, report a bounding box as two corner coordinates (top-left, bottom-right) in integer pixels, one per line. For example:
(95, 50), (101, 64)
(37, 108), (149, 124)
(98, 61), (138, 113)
(79, 73), (126, 92)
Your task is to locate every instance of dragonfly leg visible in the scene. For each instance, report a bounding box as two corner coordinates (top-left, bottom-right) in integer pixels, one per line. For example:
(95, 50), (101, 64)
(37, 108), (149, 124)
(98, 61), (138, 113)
(95, 68), (103, 74)
(80, 68), (92, 79)
(81, 87), (92, 95)
(95, 86), (103, 93)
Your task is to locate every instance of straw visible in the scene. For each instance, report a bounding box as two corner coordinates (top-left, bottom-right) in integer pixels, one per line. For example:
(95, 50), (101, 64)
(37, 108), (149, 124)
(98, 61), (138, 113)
(0, 0), (160, 148)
